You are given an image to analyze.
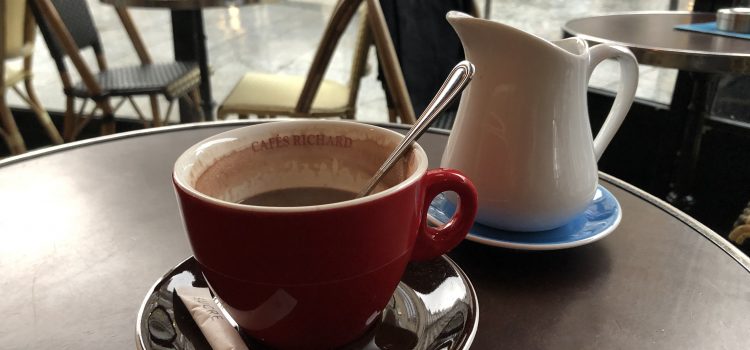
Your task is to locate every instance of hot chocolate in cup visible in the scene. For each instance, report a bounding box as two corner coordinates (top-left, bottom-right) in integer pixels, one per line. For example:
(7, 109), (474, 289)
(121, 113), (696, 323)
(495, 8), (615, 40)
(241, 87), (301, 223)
(172, 120), (477, 349)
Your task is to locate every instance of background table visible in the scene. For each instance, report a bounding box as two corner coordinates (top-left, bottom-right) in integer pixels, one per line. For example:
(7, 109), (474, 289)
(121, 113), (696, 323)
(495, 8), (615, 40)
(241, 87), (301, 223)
(1, 121), (748, 349)
(563, 11), (750, 212)
(101, 0), (268, 121)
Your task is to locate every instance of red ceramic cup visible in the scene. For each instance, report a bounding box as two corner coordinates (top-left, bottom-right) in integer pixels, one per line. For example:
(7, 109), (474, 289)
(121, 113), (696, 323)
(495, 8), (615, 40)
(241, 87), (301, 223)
(172, 120), (477, 349)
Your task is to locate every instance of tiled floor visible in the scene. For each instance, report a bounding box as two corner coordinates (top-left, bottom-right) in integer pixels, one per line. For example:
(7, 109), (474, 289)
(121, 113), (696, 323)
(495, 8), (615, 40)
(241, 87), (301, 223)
(7, 0), (689, 125)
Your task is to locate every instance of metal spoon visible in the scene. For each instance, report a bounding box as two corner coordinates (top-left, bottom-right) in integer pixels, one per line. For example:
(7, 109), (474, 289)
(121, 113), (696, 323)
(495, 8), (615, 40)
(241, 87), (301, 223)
(356, 60), (476, 198)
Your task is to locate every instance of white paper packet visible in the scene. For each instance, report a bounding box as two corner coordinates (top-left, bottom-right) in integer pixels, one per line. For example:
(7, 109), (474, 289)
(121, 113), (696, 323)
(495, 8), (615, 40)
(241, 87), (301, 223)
(175, 286), (250, 350)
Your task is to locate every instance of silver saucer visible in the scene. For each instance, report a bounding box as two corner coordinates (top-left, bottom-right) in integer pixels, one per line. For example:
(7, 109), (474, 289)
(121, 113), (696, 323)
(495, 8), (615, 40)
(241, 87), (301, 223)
(136, 256), (478, 350)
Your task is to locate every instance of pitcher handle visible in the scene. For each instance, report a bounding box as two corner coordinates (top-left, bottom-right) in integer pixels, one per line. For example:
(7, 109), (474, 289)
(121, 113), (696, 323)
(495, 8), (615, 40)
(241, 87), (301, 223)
(587, 44), (639, 161)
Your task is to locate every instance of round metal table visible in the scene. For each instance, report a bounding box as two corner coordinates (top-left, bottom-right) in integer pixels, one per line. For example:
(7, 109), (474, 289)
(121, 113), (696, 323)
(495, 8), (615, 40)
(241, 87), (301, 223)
(1, 121), (748, 349)
(563, 11), (750, 74)
(564, 11), (750, 212)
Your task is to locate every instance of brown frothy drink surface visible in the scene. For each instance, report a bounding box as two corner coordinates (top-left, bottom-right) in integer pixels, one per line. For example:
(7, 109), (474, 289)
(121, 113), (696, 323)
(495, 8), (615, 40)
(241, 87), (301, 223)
(238, 187), (357, 207)
(190, 125), (418, 205)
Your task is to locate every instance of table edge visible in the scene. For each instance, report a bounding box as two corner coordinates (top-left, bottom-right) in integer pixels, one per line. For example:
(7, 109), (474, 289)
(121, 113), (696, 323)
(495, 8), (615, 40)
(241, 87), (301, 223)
(600, 172), (750, 272)
(100, 0), (264, 10)
(3, 120), (747, 272)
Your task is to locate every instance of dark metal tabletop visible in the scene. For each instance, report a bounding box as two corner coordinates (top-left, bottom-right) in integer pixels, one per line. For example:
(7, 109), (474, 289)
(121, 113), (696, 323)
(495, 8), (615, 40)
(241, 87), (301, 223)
(563, 11), (750, 74)
(1, 121), (748, 349)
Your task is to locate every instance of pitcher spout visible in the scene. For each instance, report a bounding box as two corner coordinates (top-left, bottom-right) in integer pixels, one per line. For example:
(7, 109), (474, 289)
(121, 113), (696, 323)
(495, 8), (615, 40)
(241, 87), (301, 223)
(446, 11), (587, 60)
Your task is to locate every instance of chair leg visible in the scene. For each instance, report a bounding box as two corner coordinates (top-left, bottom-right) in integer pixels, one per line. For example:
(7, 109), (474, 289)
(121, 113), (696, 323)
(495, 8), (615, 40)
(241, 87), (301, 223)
(127, 97), (149, 128)
(178, 96), (197, 120)
(216, 108), (227, 120)
(188, 89), (205, 122)
(21, 79), (63, 144)
(97, 99), (117, 135)
(0, 97), (27, 155)
(65, 98), (108, 141)
(149, 95), (162, 127)
(387, 108), (398, 123)
(63, 96), (77, 142)
(164, 100), (175, 125)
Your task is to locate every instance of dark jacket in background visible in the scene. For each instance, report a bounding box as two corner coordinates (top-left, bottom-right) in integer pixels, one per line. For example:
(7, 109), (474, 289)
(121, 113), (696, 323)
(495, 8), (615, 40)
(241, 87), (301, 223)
(378, 0), (476, 127)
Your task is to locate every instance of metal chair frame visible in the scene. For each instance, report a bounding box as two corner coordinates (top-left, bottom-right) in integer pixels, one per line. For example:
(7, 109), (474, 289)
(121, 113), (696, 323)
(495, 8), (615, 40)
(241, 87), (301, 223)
(0, 0), (62, 155)
(31, 0), (204, 141)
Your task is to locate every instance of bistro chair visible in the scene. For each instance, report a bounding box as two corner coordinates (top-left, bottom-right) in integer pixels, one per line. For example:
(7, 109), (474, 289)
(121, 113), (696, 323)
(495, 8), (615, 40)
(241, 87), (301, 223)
(30, 0), (203, 141)
(1, 0), (62, 155)
(217, 0), (415, 124)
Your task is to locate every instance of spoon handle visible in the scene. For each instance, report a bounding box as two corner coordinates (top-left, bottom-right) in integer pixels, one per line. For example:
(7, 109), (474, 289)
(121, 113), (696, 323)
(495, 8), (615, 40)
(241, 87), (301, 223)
(357, 60), (475, 198)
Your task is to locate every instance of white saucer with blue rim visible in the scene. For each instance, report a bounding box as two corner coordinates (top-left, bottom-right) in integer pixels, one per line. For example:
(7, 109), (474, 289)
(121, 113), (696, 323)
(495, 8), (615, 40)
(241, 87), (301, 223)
(428, 185), (622, 250)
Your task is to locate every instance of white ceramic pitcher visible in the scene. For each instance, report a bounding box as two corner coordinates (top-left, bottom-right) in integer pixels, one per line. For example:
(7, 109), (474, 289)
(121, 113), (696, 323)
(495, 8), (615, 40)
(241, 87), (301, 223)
(442, 12), (638, 231)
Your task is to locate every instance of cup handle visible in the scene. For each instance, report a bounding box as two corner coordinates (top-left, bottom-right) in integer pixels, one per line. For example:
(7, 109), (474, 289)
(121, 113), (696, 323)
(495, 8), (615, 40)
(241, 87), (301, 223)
(586, 44), (639, 161)
(411, 168), (477, 261)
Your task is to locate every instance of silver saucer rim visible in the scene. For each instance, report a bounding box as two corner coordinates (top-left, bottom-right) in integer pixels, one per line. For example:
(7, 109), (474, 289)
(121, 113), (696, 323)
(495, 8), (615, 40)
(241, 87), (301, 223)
(135, 254), (478, 350)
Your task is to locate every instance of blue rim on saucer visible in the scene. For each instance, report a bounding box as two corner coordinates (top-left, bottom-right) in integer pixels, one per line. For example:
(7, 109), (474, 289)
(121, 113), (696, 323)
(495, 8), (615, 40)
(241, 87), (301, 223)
(428, 185), (622, 250)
